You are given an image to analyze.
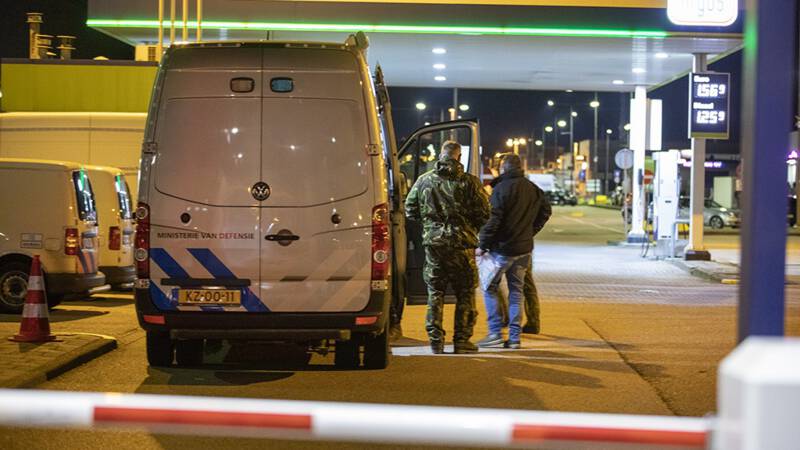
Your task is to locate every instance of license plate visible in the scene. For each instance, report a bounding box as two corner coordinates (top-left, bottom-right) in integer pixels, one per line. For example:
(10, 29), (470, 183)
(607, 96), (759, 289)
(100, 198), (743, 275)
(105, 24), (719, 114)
(179, 289), (241, 305)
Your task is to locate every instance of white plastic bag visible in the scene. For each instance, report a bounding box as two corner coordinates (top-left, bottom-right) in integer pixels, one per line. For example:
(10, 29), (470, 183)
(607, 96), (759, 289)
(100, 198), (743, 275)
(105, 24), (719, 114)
(477, 252), (502, 291)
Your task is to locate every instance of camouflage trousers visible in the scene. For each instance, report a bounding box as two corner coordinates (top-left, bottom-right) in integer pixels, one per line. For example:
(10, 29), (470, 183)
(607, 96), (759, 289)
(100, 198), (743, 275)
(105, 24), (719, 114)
(423, 246), (478, 344)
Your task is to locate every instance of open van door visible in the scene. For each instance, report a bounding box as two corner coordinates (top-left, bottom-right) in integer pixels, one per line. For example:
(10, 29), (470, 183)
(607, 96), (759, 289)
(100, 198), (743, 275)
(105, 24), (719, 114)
(397, 120), (480, 303)
(374, 66), (408, 322)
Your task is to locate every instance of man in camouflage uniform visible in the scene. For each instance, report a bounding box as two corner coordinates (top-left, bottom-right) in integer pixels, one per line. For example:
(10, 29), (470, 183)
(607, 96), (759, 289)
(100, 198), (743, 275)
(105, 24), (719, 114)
(405, 140), (490, 354)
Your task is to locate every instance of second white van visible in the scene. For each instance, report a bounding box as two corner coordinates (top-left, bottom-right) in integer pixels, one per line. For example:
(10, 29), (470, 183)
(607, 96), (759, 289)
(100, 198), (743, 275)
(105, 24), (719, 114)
(85, 165), (135, 289)
(0, 159), (105, 313)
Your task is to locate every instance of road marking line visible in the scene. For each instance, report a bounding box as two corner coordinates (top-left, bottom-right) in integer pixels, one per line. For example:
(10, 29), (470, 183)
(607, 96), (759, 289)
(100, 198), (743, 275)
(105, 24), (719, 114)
(90, 293), (134, 300)
(561, 215), (622, 233)
(391, 345), (618, 357)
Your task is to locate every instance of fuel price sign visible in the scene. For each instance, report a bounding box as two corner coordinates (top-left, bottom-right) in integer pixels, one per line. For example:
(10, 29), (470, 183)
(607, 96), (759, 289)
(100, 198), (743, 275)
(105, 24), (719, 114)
(689, 72), (730, 139)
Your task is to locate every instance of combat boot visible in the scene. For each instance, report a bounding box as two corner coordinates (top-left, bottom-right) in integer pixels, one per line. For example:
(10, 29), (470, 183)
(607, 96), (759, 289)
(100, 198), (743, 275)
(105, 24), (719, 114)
(522, 322), (540, 334)
(454, 341), (478, 354)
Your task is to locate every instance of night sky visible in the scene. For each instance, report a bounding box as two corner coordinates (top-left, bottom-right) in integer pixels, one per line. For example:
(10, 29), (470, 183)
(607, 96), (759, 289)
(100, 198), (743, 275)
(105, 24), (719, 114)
(2, 0), (743, 163)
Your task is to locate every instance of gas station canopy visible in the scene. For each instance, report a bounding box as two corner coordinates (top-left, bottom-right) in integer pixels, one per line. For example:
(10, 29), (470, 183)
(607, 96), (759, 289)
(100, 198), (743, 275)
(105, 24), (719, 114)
(88, 0), (743, 91)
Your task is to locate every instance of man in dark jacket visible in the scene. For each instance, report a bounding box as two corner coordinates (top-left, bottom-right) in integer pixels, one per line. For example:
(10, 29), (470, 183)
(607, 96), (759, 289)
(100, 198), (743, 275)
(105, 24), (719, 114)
(477, 154), (551, 349)
(489, 176), (542, 334)
(405, 140), (490, 354)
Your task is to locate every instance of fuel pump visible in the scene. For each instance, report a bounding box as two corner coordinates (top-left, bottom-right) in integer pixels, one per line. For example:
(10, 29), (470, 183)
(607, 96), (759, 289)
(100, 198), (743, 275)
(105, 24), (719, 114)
(652, 150), (684, 257)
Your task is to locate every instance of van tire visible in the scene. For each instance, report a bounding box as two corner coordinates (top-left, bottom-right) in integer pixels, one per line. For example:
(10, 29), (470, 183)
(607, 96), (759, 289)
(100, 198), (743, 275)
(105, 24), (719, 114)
(334, 340), (360, 369)
(362, 327), (390, 370)
(175, 339), (204, 366)
(146, 331), (174, 367)
(0, 261), (32, 313)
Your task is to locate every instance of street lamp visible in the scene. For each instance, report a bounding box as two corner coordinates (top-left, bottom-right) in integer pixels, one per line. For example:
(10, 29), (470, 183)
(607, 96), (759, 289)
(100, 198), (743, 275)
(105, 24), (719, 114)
(535, 139), (543, 146)
(459, 104), (470, 111)
(604, 128), (613, 195)
(415, 102), (427, 126)
(557, 120), (567, 128)
(545, 125), (553, 133)
(571, 111), (578, 118)
(506, 138), (526, 155)
(547, 100), (555, 107)
(590, 96), (600, 197)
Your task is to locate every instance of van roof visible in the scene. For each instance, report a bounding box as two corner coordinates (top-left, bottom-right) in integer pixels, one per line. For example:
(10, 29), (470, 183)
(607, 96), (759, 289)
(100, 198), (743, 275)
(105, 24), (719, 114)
(0, 158), (86, 171)
(171, 41), (348, 51)
(84, 164), (124, 176)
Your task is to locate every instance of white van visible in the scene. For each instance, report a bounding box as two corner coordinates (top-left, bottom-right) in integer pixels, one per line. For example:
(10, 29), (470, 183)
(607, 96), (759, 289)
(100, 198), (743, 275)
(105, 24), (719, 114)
(85, 165), (135, 289)
(0, 159), (105, 313)
(135, 36), (481, 368)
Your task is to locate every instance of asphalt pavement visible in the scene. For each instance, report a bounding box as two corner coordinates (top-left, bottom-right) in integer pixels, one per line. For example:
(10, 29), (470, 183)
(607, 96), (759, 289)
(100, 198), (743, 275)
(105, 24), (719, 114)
(2, 205), (799, 450)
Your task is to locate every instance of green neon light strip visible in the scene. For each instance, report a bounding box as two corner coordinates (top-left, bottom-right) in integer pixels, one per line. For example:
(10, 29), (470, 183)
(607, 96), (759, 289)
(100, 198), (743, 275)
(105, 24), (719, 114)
(87, 19), (668, 38)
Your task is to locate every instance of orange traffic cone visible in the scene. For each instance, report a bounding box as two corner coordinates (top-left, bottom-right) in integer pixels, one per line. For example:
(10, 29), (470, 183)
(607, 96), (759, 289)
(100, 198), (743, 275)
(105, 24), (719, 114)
(10, 255), (56, 343)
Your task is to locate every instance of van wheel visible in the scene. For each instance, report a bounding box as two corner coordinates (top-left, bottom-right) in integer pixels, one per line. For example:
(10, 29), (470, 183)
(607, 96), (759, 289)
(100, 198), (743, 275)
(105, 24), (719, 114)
(334, 340), (360, 369)
(363, 327), (390, 370)
(0, 261), (30, 314)
(146, 331), (174, 367)
(175, 339), (204, 366)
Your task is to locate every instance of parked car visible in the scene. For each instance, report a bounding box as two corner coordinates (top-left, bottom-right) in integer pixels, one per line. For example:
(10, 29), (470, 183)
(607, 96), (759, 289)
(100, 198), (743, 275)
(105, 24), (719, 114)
(0, 159), (106, 313)
(678, 198), (740, 229)
(85, 165), (136, 290)
(547, 189), (577, 206)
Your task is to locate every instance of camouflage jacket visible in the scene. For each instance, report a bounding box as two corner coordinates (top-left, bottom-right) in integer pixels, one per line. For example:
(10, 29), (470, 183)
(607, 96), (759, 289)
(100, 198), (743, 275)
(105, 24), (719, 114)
(405, 157), (490, 248)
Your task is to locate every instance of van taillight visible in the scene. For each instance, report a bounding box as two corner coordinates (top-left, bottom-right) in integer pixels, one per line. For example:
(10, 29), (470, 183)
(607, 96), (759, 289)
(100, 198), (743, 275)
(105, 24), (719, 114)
(64, 228), (79, 255)
(109, 226), (121, 250)
(371, 203), (390, 285)
(135, 202), (150, 279)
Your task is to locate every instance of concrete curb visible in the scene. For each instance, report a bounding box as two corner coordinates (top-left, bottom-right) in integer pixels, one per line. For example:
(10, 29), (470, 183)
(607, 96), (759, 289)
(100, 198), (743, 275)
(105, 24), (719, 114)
(667, 259), (740, 284)
(2, 334), (117, 388)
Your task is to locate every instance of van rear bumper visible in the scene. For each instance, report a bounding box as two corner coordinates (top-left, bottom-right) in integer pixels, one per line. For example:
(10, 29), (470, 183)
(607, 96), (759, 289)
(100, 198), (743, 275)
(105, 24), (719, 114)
(135, 287), (390, 341)
(46, 272), (106, 295)
(100, 265), (135, 287)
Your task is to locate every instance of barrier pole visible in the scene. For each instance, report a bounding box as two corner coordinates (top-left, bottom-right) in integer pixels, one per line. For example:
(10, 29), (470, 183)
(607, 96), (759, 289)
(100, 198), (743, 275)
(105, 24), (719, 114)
(0, 389), (709, 449)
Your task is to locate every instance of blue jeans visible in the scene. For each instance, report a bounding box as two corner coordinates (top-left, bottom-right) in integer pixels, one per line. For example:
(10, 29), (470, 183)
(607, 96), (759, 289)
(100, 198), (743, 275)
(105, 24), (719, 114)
(482, 253), (531, 342)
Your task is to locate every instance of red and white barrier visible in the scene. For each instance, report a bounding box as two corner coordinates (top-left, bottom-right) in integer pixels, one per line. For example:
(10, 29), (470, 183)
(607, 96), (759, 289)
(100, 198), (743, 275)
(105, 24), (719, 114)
(0, 389), (709, 448)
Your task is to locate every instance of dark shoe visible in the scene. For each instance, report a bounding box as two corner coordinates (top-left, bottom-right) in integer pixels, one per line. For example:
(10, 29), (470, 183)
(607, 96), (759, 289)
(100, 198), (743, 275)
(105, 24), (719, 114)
(477, 334), (504, 348)
(505, 340), (521, 349)
(389, 323), (403, 342)
(522, 323), (540, 334)
(454, 341), (478, 354)
(430, 341), (444, 354)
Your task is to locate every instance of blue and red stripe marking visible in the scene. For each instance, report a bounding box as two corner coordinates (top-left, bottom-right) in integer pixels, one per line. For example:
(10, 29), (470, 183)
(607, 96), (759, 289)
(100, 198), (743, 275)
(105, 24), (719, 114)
(148, 248), (268, 312)
(187, 248), (268, 312)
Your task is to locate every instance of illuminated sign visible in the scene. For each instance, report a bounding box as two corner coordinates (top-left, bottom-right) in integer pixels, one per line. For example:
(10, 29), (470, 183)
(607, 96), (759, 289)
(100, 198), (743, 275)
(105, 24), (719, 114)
(667, 0), (738, 27)
(689, 72), (730, 140)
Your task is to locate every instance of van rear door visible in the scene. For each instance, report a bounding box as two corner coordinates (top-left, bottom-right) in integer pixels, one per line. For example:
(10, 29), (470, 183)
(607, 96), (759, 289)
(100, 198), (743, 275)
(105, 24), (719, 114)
(150, 47), (265, 311)
(115, 175), (135, 266)
(397, 120), (481, 302)
(257, 48), (373, 312)
(71, 169), (99, 275)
